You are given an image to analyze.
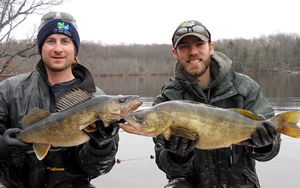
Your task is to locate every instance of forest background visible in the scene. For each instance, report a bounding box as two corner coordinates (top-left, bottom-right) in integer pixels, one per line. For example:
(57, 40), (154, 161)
(1, 0), (300, 78)
(2, 32), (300, 78)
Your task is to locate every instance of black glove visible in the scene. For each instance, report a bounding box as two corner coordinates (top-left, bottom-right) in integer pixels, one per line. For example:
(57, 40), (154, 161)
(156, 133), (199, 156)
(242, 121), (278, 148)
(0, 128), (30, 166)
(83, 118), (120, 148)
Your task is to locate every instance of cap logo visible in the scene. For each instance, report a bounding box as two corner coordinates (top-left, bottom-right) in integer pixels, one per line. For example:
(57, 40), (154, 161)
(181, 21), (195, 27)
(53, 21), (72, 37)
(57, 22), (69, 30)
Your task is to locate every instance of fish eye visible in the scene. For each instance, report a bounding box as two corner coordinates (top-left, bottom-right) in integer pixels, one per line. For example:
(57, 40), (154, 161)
(119, 97), (126, 103)
(135, 114), (144, 121)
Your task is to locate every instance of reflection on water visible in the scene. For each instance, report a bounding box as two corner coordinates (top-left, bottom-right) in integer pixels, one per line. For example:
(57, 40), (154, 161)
(92, 73), (300, 188)
(95, 73), (300, 108)
(94, 75), (169, 103)
(251, 73), (300, 111)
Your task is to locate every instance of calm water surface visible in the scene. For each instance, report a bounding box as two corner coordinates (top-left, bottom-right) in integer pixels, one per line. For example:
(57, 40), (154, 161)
(92, 73), (300, 188)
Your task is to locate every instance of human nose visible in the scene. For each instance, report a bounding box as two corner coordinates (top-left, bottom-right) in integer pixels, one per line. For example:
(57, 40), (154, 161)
(189, 45), (199, 56)
(53, 42), (63, 53)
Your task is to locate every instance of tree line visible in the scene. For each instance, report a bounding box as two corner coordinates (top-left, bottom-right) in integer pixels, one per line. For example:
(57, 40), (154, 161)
(1, 32), (300, 77)
(1, 1), (300, 78)
(214, 33), (300, 73)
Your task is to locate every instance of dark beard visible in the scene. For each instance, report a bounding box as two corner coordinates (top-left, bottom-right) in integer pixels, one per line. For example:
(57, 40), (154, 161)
(179, 57), (210, 78)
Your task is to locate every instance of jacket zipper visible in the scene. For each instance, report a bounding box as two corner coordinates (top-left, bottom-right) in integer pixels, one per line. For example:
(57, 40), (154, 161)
(230, 145), (233, 164)
(207, 88), (211, 102)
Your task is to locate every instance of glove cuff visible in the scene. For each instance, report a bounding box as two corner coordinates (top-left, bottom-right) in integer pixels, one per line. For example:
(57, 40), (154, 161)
(246, 141), (275, 155)
(168, 150), (194, 163)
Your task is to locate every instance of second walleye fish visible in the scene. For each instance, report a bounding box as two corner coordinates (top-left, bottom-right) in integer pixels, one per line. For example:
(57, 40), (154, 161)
(17, 88), (142, 160)
(120, 100), (300, 149)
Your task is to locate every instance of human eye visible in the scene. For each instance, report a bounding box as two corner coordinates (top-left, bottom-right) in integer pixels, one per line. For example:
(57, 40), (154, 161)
(196, 41), (206, 47)
(45, 38), (54, 44)
(62, 39), (71, 44)
(178, 44), (189, 50)
(196, 41), (204, 46)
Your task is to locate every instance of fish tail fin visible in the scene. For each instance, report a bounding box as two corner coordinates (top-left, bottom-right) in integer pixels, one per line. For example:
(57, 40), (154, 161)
(272, 111), (300, 138)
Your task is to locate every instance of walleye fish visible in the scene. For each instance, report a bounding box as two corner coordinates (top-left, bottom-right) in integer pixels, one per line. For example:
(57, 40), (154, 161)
(17, 88), (142, 160)
(120, 100), (300, 150)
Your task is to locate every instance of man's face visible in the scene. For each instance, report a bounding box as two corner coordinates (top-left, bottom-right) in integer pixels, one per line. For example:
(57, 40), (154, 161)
(172, 35), (214, 78)
(41, 34), (76, 73)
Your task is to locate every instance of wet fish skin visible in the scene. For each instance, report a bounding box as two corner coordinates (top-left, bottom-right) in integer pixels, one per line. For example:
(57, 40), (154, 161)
(120, 100), (300, 150)
(16, 89), (142, 160)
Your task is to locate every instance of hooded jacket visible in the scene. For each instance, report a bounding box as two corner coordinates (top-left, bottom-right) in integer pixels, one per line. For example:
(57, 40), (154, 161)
(153, 51), (281, 188)
(0, 60), (119, 188)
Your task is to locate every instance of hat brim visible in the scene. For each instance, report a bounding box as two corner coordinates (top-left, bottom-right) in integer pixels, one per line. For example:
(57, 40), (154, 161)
(174, 33), (209, 48)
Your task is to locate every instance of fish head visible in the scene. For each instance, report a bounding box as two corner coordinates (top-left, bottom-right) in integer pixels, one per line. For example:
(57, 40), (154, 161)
(96, 95), (142, 126)
(120, 108), (172, 137)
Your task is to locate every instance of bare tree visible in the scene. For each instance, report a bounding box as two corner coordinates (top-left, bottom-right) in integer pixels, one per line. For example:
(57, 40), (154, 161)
(0, 0), (63, 76)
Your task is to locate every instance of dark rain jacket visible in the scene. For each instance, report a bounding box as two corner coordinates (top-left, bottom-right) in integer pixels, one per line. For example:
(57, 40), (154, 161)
(0, 60), (119, 188)
(153, 51), (281, 188)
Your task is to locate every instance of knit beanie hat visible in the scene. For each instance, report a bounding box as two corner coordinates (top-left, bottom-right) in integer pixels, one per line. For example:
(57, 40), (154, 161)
(37, 12), (80, 55)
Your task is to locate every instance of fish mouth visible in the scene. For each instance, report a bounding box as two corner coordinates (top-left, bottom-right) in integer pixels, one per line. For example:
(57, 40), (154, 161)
(119, 122), (140, 134)
(121, 96), (142, 114)
(119, 121), (148, 136)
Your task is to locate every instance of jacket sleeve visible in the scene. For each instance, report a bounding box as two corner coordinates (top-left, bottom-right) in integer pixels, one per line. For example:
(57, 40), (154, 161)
(241, 80), (281, 161)
(0, 82), (10, 135)
(77, 133), (119, 177)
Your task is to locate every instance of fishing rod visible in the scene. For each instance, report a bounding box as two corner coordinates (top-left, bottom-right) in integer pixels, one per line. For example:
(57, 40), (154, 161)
(117, 154), (155, 164)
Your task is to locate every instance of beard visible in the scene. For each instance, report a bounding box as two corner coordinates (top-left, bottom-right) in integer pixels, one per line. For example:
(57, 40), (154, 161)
(178, 54), (211, 78)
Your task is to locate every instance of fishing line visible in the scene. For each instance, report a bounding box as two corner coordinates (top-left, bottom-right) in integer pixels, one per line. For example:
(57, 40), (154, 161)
(117, 155), (154, 164)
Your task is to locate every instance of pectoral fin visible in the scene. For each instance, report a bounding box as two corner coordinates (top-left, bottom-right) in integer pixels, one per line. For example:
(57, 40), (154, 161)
(33, 143), (51, 161)
(233, 142), (244, 146)
(80, 123), (97, 132)
(169, 127), (197, 140)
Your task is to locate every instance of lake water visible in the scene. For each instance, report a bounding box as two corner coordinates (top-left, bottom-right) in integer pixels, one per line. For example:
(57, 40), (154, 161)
(91, 73), (300, 188)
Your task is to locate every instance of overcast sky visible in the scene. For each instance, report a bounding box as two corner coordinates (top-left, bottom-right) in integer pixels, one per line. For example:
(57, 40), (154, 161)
(13, 0), (300, 45)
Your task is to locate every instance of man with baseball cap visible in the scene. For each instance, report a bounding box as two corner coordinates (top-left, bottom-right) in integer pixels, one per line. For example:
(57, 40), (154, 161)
(0, 12), (119, 188)
(153, 20), (281, 187)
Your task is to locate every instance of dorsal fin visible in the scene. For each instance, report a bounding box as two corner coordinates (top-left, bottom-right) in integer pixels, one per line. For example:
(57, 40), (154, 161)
(232, 109), (263, 120)
(22, 108), (51, 129)
(56, 88), (92, 112)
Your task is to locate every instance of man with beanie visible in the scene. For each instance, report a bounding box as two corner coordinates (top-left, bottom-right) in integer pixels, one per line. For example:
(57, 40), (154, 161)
(0, 12), (119, 188)
(153, 20), (281, 188)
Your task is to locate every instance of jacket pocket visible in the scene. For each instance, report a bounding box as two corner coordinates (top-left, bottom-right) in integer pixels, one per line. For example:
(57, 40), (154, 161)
(229, 167), (260, 188)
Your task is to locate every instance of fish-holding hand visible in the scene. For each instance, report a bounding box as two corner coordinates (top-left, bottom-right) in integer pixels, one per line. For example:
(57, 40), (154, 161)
(0, 128), (30, 167)
(242, 121), (278, 148)
(83, 118), (120, 148)
(156, 133), (199, 162)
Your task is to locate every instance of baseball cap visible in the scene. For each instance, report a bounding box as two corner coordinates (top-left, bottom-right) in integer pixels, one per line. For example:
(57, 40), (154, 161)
(37, 12), (80, 55)
(172, 20), (211, 48)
